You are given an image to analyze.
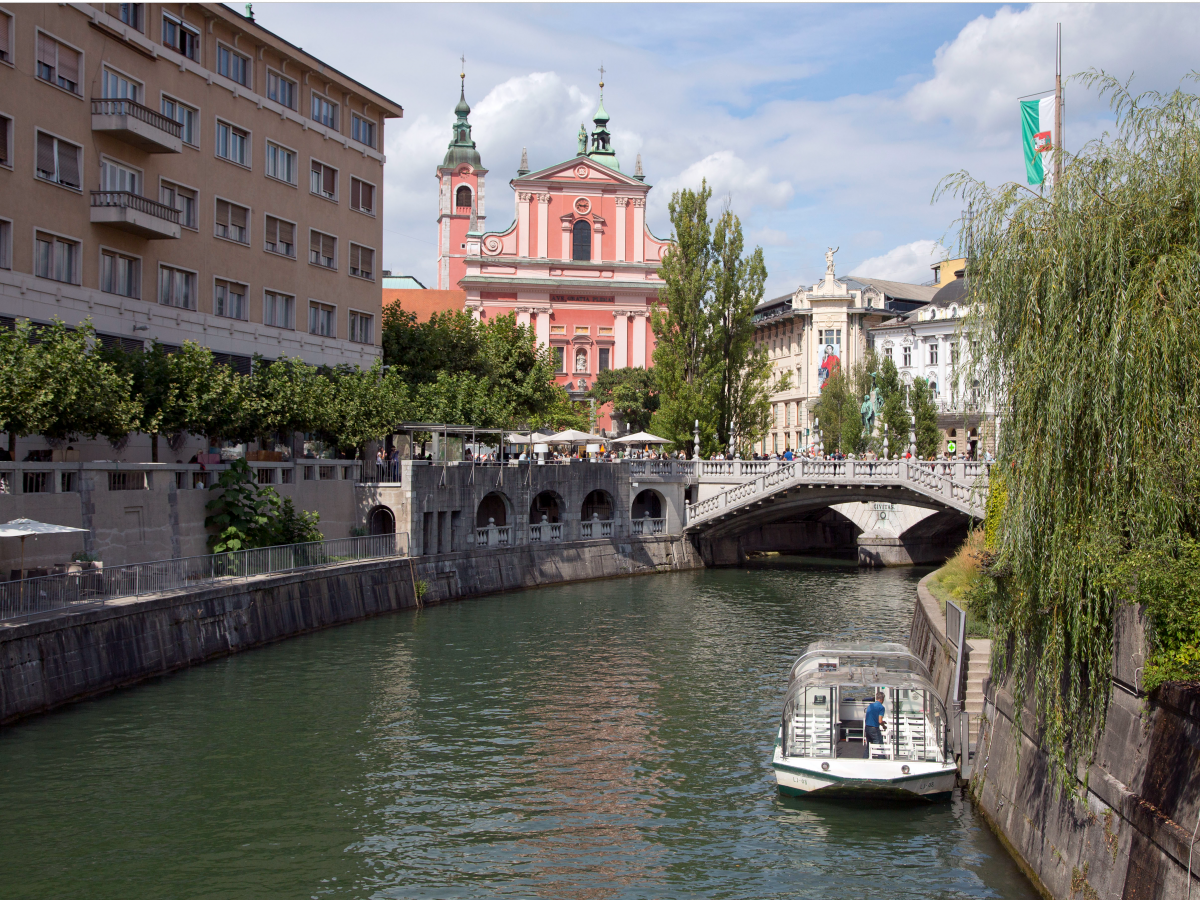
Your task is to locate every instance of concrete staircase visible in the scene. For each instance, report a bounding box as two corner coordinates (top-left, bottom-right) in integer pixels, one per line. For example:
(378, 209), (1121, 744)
(964, 639), (991, 755)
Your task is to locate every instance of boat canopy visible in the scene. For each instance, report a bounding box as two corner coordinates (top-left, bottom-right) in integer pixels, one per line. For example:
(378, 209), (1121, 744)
(787, 640), (931, 687)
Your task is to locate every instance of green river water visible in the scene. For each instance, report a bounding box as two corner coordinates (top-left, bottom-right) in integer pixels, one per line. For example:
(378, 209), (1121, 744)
(0, 560), (1037, 899)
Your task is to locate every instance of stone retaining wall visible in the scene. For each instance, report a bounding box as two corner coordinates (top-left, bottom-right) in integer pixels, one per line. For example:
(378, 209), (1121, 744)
(0, 535), (701, 725)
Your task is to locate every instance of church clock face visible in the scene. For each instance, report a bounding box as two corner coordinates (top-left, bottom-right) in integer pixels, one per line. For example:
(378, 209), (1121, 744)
(573, 196), (592, 216)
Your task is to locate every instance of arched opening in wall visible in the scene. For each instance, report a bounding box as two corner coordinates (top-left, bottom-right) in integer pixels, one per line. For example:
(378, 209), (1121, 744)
(574, 347), (589, 373)
(631, 489), (663, 520)
(455, 185), (472, 209)
(572, 219), (591, 261)
(947, 428), (957, 439)
(581, 489), (614, 521)
(529, 491), (562, 524)
(476, 492), (509, 527)
(368, 505), (395, 535)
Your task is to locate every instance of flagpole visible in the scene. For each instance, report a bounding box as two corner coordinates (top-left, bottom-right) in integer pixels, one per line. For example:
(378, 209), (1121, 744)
(1054, 23), (1063, 185)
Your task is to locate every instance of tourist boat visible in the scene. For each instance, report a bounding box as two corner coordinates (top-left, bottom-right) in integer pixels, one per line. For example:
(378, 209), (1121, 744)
(772, 641), (958, 801)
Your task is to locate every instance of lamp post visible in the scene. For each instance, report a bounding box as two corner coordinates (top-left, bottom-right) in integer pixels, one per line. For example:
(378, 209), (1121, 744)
(692, 418), (701, 460)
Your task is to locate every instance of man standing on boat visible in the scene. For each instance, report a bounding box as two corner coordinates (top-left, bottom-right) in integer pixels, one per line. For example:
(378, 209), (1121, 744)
(865, 691), (887, 746)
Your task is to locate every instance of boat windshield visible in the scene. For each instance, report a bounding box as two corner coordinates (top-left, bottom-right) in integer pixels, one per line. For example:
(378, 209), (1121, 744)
(787, 641), (931, 686)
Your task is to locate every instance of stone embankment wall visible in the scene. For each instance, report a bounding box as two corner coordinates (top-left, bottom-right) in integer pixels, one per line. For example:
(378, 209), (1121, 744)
(0, 535), (701, 725)
(971, 601), (1200, 900)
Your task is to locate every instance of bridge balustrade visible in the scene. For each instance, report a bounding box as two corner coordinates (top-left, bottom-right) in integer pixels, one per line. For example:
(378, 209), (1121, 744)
(631, 517), (666, 536)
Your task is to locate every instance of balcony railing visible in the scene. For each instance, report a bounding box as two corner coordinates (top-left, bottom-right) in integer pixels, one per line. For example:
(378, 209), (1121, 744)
(579, 519), (614, 539)
(631, 517), (666, 536)
(91, 190), (182, 224)
(528, 522), (563, 542)
(92, 98), (183, 138)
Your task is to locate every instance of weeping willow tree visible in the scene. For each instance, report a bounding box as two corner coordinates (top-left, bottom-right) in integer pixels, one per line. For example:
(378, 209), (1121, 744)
(940, 73), (1200, 790)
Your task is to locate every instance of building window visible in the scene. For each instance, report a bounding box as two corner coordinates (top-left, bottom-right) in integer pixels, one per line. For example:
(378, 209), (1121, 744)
(598, 347), (611, 371)
(350, 177), (375, 215)
(34, 231), (78, 284)
(215, 199), (250, 245)
(265, 141), (296, 184)
(309, 301), (335, 337)
(161, 12), (199, 61)
(161, 95), (198, 146)
(101, 67), (141, 103)
(264, 290), (294, 329)
(552, 346), (565, 373)
(349, 243), (374, 280)
(311, 92), (337, 129)
(455, 185), (471, 209)
(574, 325), (590, 335)
(348, 311), (374, 344)
(214, 278), (247, 320)
(310, 160), (337, 200)
(0, 219), (11, 269)
(0, 113), (10, 167)
(574, 347), (588, 373)
(264, 215), (295, 258)
(216, 44), (249, 87)
(215, 119), (249, 166)
(118, 4), (144, 31)
(309, 229), (336, 269)
(160, 180), (197, 230)
(785, 403), (792, 427)
(100, 158), (140, 194)
(550, 325), (566, 335)
(351, 113), (376, 148)
(598, 326), (613, 337)
(101, 249), (140, 298)
(159, 264), (196, 309)
(0, 10), (12, 63)
(35, 131), (81, 190)
(572, 219), (591, 261)
(267, 70), (296, 110)
(36, 32), (81, 94)
(902, 345), (911, 367)
(929, 343), (938, 366)
(884, 345), (893, 362)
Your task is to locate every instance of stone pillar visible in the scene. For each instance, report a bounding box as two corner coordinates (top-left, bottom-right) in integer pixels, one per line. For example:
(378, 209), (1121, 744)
(517, 192), (531, 258)
(536, 194), (550, 258)
(632, 198), (645, 263)
(515, 307), (531, 329)
(614, 310), (630, 368)
(615, 197), (628, 262)
(560, 216), (572, 260)
(534, 308), (550, 348)
(632, 310), (647, 367)
(592, 217), (604, 263)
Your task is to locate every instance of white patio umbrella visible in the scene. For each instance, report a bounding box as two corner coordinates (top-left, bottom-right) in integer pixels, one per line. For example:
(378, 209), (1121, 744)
(504, 433), (532, 444)
(614, 431), (672, 445)
(547, 429), (595, 444)
(0, 518), (88, 589)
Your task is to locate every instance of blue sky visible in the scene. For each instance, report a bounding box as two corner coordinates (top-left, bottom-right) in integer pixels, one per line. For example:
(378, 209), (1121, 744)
(252, 2), (1200, 297)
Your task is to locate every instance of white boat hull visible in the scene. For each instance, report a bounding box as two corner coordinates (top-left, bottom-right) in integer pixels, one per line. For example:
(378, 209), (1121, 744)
(772, 743), (957, 801)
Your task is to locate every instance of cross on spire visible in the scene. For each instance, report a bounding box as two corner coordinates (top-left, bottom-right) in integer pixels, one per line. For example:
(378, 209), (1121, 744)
(460, 54), (466, 82)
(598, 63), (605, 92)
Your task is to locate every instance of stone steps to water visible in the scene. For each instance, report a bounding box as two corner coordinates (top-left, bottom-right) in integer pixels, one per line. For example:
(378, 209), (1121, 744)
(964, 640), (992, 752)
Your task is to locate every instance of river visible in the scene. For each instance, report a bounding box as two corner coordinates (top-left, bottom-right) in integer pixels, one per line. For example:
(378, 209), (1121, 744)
(0, 560), (1036, 899)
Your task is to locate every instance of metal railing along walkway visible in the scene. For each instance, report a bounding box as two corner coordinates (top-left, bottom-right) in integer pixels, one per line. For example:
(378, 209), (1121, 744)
(0, 533), (408, 622)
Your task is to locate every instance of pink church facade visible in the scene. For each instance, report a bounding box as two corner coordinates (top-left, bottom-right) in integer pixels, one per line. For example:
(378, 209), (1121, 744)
(435, 81), (670, 433)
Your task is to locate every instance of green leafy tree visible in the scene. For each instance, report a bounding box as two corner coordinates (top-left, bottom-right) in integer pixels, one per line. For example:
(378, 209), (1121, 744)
(651, 181), (714, 453)
(910, 377), (941, 458)
(205, 459), (273, 553)
(587, 368), (658, 433)
(943, 73), (1200, 786)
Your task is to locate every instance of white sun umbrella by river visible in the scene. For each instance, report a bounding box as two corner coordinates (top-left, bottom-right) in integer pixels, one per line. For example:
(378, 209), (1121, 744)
(0, 518), (88, 582)
(547, 429), (595, 444)
(613, 431), (671, 445)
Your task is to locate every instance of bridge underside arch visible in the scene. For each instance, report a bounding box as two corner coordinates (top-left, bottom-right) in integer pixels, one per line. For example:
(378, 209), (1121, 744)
(689, 486), (976, 568)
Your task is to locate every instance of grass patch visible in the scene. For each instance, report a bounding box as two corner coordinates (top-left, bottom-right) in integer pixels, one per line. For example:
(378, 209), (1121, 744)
(928, 530), (990, 638)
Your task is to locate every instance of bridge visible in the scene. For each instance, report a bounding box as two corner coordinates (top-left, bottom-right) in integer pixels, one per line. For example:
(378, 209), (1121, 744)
(684, 459), (989, 567)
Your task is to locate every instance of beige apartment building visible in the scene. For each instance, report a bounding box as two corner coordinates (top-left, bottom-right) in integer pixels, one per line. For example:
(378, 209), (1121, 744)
(0, 2), (402, 372)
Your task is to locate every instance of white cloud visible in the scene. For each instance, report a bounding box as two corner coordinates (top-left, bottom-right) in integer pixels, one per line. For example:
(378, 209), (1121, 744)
(850, 240), (949, 284)
(657, 150), (794, 214)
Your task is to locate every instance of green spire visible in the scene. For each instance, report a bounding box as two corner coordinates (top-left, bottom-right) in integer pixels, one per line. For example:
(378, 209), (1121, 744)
(441, 70), (482, 169)
(586, 69), (619, 171)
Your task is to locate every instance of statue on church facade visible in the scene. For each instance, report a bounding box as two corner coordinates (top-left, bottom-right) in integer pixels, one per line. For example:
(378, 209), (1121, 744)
(578, 125), (588, 155)
(825, 246), (839, 279)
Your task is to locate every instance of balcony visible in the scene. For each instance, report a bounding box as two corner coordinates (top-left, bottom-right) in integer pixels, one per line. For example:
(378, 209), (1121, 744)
(90, 191), (182, 239)
(91, 98), (183, 153)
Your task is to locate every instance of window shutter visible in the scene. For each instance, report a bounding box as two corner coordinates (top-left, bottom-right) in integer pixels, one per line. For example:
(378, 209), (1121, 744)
(350, 178), (360, 210)
(37, 33), (54, 67)
(323, 165), (335, 197)
(231, 203), (247, 232)
(278, 219), (294, 246)
(36, 132), (55, 175)
(0, 118), (9, 164)
(350, 244), (360, 271)
(215, 199), (230, 228)
(322, 233), (335, 262)
(56, 141), (79, 187)
(265, 215), (277, 245)
(0, 15), (10, 57)
(363, 182), (374, 212)
(59, 45), (79, 86)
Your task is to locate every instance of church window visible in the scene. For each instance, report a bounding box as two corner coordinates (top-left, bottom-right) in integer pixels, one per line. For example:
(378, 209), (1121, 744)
(552, 346), (565, 373)
(599, 348), (610, 371)
(455, 185), (472, 209)
(572, 219), (591, 261)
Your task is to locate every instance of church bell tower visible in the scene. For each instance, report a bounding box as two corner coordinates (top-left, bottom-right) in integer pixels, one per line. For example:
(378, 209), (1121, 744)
(436, 68), (487, 290)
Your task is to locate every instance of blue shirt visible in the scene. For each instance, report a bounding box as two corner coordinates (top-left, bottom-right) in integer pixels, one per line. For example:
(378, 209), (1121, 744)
(865, 701), (885, 728)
